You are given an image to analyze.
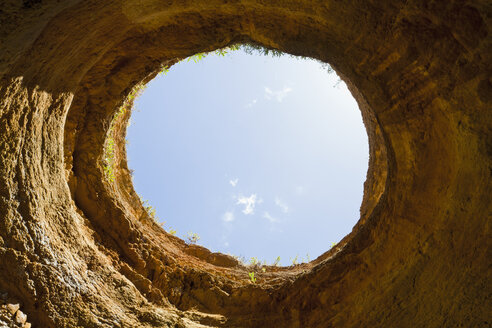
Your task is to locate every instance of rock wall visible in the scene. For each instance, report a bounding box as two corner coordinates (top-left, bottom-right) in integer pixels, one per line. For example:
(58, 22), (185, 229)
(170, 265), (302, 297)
(0, 1), (490, 327)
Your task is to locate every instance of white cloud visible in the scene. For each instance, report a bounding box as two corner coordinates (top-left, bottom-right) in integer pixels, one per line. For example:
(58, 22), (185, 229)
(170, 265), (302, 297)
(229, 178), (239, 187)
(295, 186), (305, 195)
(264, 86), (293, 102)
(275, 197), (289, 213)
(236, 194), (258, 215)
(244, 99), (258, 108)
(263, 211), (279, 223)
(222, 211), (235, 222)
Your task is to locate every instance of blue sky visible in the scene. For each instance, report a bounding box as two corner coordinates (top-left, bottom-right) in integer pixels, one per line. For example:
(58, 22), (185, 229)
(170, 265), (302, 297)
(127, 49), (368, 266)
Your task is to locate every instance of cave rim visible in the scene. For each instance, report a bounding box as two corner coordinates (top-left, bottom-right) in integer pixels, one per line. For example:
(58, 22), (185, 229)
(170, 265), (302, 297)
(123, 48), (372, 266)
(78, 39), (390, 274)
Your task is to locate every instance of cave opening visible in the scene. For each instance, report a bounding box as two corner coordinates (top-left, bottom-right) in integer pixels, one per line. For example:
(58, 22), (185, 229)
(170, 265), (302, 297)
(122, 47), (369, 266)
(1, 2), (488, 326)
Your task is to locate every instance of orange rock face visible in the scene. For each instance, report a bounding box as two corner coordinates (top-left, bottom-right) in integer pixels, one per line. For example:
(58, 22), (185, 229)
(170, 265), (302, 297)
(0, 1), (490, 327)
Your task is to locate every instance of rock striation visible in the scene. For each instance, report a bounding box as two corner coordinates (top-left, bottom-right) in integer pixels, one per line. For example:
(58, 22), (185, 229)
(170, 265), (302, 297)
(0, 1), (490, 327)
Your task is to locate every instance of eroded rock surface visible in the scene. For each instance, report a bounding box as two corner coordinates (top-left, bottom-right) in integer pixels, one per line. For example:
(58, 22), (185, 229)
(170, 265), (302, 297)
(0, 1), (490, 327)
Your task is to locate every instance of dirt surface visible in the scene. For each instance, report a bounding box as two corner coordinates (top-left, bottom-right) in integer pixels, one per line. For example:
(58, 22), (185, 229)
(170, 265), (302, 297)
(0, 1), (491, 327)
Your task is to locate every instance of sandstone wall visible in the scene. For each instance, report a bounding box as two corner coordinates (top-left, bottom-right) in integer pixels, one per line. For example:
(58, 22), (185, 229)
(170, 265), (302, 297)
(0, 1), (490, 327)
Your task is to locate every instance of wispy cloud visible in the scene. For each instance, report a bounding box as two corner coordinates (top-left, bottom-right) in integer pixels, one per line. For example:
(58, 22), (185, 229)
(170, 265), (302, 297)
(236, 194), (258, 215)
(295, 186), (305, 195)
(244, 99), (258, 108)
(275, 197), (289, 213)
(263, 211), (279, 223)
(264, 86), (293, 102)
(222, 211), (235, 222)
(229, 178), (239, 187)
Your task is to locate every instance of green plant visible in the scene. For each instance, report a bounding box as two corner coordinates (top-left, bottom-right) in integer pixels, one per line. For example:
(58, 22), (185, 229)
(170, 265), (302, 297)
(186, 45), (241, 64)
(238, 41), (336, 75)
(248, 272), (256, 284)
(186, 232), (200, 244)
(103, 131), (117, 182)
(272, 256), (281, 266)
(331, 242), (337, 248)
(125, 82), (147, 103)
(188, 52), (207, 63)
(291, 255), (299, 266)
(249, 257), (259, 266)
(158, 65), (169, 76)
(168, 229), (177, 236)
(141, 200), (157, 221)
(240, 42), (283, 57)
(103, 82), (146, 183)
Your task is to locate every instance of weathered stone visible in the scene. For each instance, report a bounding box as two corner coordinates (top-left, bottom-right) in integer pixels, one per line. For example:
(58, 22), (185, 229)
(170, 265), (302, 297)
(0, 1), (490, 327)
(5, 304), (19, 316)
(14, 311), (26, 325)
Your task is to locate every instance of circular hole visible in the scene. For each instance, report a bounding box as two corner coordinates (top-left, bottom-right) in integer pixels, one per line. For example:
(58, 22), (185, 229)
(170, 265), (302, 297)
(126, 47), (368, 266)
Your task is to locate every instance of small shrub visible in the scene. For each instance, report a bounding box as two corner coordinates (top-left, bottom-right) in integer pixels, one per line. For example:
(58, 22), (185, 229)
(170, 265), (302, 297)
(158, 65), (169, 76)
(142, 200), (157, 221)
(186, 232), (200, 244)
(103, 83), (145, 183)
(249, 257), (259, 266)
(291, 255), (298, 266)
